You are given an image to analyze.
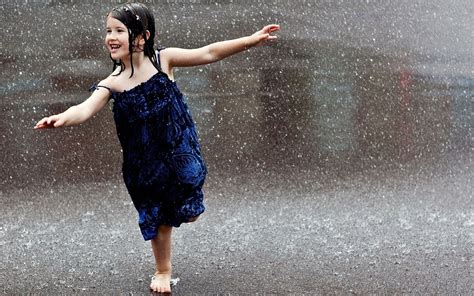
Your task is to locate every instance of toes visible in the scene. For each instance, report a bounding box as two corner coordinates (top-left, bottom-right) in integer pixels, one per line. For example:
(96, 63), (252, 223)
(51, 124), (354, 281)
(149, 276), (171, 294)
(150, 281), (159, 293)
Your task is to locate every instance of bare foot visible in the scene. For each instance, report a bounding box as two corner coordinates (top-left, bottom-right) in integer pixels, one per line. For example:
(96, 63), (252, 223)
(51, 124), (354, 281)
(150, 272), (171, 294)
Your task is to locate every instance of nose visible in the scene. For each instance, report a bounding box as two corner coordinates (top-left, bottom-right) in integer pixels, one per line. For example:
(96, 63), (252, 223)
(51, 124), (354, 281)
(106, 32), (118, 42)
(106, 35), (114, 42)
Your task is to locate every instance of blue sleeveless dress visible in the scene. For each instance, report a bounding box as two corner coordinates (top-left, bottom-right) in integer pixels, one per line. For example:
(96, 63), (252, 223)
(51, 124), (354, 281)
(93, 54), (207, 240)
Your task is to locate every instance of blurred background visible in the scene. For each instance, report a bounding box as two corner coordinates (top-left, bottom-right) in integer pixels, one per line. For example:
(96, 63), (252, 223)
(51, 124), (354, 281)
(1, 0), (472, 190)
(1, 0), (473, 294)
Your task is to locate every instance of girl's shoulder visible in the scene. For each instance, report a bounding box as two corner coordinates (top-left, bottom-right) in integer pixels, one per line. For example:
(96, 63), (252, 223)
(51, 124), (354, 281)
(98, 68), (123, 92)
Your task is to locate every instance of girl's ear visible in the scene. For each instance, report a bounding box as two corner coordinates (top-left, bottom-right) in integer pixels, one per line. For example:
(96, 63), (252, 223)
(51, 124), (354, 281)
(132, 30), (151, 51)
(136, 30), (150, 46)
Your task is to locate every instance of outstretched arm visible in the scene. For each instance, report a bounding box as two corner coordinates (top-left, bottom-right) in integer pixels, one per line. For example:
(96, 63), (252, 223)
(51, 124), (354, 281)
(161, 24), (280, 68)
(34, 83), (111, 129)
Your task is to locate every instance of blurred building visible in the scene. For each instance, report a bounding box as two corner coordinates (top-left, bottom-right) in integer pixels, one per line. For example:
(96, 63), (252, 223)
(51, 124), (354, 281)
(1, 0), (472, 189)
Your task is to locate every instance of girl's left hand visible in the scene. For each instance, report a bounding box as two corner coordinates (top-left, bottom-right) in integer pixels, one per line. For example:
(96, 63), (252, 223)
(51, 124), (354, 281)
(251, 24), (280, 47)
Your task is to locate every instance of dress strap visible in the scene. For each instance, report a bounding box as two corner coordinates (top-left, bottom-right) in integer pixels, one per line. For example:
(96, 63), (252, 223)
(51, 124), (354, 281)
(89, 83), (112, 93)
(96, 85), (112, 92)
(156, 47), (166, 69)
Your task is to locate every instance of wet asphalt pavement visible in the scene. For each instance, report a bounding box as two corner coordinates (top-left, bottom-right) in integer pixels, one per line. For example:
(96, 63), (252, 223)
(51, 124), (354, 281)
(2, 0), (473, 294)
(1, 152), (472, 295)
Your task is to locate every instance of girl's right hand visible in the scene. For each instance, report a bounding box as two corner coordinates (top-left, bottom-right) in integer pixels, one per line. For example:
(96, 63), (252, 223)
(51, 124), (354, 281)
(34, 114), (65, 129)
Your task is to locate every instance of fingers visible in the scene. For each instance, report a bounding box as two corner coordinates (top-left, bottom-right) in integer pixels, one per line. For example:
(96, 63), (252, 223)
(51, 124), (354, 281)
(53, 118), (64, 128)
(258, 31), (278, 44)
(34, 117), (49, 129)
(259, 24), (279, 44)
(268, 24), (280, 33)
(262, 24), (280, 33)
(34, 115), (60, 129)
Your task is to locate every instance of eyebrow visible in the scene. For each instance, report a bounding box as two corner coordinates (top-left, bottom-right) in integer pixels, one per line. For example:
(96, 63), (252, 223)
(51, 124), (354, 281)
(106, 25), (127, 29)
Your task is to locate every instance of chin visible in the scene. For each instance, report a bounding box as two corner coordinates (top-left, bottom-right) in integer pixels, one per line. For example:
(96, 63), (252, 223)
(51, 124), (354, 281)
(110, 53), (126, 60)
(110, 52), (130, 60)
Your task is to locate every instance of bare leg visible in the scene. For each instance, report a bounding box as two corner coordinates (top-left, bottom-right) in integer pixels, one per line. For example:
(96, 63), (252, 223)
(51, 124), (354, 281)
(150, 225), (172, 293)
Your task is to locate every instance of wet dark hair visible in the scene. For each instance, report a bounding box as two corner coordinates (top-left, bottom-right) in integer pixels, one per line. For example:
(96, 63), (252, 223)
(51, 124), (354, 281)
(108, 2), (160, 77)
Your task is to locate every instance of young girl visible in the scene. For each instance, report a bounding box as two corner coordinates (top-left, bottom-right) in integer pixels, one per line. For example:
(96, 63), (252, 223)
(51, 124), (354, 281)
(34, 2), (279, 293)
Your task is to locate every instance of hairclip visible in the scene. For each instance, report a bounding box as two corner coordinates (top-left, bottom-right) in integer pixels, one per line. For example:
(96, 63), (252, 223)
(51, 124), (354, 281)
(112, 6), (140, 22)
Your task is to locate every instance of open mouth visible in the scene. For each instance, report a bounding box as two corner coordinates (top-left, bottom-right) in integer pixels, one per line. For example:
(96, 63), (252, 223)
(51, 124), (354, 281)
(109, 44), (121, 51)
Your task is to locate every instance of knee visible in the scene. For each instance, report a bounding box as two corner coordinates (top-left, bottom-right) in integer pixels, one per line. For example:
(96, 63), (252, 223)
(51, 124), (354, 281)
(158, 225), (172, 232)
(156, 225), (172, 237)
(187, 215), (200, 223)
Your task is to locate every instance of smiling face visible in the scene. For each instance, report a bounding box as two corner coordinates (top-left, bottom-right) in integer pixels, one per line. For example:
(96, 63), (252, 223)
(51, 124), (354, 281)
(106, 3), (158, 77)
(105, 16), (130, 60)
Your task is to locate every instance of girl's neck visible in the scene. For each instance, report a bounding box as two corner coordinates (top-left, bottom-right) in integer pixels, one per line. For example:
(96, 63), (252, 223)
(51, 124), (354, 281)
(121, 52), (150, 76)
